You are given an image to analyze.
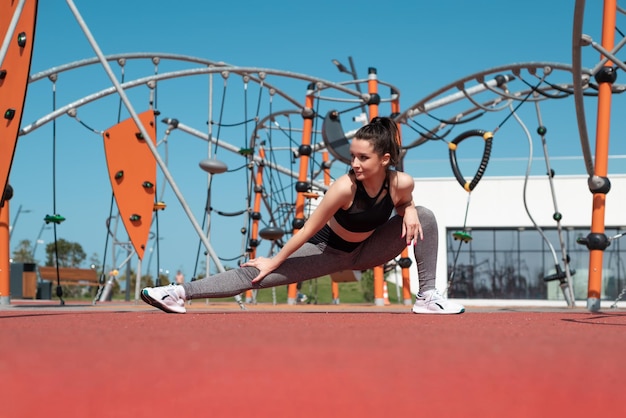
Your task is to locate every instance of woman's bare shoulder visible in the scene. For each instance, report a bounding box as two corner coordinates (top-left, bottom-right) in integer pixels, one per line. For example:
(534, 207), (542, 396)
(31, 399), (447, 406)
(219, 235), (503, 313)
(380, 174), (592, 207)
(390, 170), (414, 190)
(330, 173), (356, 193)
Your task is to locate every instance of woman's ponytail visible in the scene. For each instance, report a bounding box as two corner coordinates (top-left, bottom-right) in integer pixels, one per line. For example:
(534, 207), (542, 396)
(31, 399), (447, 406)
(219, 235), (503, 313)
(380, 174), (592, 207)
(354, 117), (400, 166)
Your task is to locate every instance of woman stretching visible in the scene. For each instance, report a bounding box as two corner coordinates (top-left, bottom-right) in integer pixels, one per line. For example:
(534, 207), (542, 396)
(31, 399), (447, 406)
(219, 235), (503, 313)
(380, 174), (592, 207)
(141, 117), (464, 315)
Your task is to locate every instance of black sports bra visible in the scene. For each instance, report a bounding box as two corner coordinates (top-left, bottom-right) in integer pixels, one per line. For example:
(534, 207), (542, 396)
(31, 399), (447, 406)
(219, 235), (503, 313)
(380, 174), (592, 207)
(333, 174), (394, 233)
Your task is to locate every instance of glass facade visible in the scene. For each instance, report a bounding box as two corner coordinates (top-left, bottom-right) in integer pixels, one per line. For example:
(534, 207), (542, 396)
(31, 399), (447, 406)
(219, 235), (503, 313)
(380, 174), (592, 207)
(446, 226), (626, 301)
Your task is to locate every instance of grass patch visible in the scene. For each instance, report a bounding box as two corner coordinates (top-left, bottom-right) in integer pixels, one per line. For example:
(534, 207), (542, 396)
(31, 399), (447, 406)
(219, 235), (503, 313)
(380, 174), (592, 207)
(56, 274), (411, 306)
(208, 275), (408, 305)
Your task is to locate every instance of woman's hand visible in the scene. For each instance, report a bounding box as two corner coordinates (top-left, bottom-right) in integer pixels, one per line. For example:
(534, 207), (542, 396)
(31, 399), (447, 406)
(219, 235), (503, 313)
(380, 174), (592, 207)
(241, 256), (279, 283)
(240, 173), (353, 284)
(401, 206), (423, 245)
(392, 172), (421, 245)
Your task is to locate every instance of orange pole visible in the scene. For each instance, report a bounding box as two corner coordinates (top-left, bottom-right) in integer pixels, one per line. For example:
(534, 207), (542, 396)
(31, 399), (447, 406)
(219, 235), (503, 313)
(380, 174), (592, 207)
(322, 152), (331, 186)
(365, 68), (387, 306)
(318, 151), (340, 303)
(587, 0), (616, 311)
(246, 146), (266, 302)
(0, 201), (10, 304)
(287, 84), (315, 304)
(367, 68), (380, 119)
(390, 91), (413, 305)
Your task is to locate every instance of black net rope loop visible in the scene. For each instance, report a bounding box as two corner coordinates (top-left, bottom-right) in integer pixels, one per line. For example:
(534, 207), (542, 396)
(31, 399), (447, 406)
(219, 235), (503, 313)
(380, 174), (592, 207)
(448, 129), (494, 192)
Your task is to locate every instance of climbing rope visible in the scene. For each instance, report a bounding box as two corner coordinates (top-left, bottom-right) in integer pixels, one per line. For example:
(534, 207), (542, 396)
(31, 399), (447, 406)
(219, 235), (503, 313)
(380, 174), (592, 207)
(92, 193), (115, 304)
(611, 285), (626, 308)
(608, 231), (626, 308)
(446, 192), (473, 294)
(47, 75), (66, 305)
(509, 95), (576, 306)
(445, 78), (550, 297)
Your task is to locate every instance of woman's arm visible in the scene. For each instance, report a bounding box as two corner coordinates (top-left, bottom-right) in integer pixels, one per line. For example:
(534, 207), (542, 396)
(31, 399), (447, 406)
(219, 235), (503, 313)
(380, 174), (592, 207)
(392, 171), (422, 245)
(243, 174), (354, 282)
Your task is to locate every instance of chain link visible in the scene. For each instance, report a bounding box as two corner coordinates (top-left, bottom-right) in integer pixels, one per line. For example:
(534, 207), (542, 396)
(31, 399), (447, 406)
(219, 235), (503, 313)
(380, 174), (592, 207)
(610, 286), (626, 309)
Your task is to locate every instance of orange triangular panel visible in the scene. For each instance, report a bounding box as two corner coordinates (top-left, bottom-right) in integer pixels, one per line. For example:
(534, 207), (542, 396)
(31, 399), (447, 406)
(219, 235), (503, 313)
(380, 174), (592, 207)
(103, 111), (157, 259)
(0, 0), (38, 205)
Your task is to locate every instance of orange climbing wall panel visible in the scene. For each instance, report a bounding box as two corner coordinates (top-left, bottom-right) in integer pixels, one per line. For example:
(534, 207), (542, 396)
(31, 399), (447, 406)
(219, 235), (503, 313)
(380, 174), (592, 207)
(0, 0), (38, 203)
(103, 111), (157, 260)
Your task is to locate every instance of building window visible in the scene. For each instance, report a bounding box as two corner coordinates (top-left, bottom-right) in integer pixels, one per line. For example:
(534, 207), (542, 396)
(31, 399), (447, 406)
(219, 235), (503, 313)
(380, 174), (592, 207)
(446, 227), (626, 300)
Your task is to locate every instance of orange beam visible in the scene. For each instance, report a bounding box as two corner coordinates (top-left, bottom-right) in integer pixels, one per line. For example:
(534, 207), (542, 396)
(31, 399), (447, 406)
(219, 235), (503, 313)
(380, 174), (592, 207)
(587, 0), (616, 309)
(0, 1), (38, 304)
(287, 85), (315, 303)
(0, 0), (38, 204)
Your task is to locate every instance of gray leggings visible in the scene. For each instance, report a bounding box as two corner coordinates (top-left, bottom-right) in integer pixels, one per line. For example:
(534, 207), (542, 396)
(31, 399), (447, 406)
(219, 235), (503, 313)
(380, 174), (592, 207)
(182, 206), (438, 299)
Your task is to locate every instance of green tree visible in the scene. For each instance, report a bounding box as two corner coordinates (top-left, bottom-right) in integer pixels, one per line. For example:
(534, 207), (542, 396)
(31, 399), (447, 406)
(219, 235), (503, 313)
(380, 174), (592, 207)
(129, 273), (157, 292)
(45, 238), (86, 267)
(89, 253), (101, 271)
(12, 239), (36, 263)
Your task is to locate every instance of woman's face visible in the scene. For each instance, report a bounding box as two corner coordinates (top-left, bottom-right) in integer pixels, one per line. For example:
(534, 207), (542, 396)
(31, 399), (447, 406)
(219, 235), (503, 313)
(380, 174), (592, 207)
(349, 138), (389, 181)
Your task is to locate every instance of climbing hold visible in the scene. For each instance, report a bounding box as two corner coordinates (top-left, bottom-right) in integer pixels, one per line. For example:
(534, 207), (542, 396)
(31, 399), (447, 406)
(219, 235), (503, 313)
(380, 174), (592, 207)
(453, 231), (472, 243)
(44, 214), (65, 224)
(259, 226), (285, 241)
(4, 108), (15, 120)
(199, 158), (228, 174)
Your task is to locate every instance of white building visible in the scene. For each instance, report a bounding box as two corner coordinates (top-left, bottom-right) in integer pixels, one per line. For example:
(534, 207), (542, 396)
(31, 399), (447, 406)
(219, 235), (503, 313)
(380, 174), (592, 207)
(389, 174), (626, 306)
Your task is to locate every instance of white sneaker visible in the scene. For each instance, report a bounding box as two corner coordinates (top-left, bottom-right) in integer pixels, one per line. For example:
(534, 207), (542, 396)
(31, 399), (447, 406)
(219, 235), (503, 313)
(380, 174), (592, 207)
(141, 284), (187, 314)
(412, 289), (465, 314)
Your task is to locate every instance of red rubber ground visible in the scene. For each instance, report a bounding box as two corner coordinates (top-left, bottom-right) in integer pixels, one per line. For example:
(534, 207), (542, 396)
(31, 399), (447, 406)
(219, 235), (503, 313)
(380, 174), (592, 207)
(1, 301), (625, 417)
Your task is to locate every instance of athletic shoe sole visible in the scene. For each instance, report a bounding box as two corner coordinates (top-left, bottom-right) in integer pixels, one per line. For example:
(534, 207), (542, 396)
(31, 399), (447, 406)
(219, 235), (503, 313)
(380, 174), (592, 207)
(412, 305), (465, 314)
(140, 288), (186, 314)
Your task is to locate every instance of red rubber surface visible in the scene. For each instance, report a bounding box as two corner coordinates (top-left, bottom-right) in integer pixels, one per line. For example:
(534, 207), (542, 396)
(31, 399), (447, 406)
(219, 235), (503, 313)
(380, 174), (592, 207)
(1, 302), (625, 417)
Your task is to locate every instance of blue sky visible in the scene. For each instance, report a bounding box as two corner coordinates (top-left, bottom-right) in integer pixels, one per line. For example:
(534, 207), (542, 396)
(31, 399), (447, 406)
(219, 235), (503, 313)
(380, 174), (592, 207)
(7, 1), (626, 282)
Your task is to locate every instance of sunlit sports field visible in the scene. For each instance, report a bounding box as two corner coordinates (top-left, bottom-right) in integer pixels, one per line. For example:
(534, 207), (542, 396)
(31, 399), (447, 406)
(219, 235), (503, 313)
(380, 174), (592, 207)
(2, 1), (626, 417)
(1, 301), (625, 417)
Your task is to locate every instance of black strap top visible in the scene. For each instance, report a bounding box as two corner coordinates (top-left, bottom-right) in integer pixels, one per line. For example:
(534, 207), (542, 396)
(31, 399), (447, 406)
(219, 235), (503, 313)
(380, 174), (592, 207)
(333, 174), (394, 233)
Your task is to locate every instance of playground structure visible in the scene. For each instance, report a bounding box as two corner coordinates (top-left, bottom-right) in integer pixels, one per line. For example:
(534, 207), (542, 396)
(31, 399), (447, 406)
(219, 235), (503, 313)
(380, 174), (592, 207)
(0, 0), (625, 311)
